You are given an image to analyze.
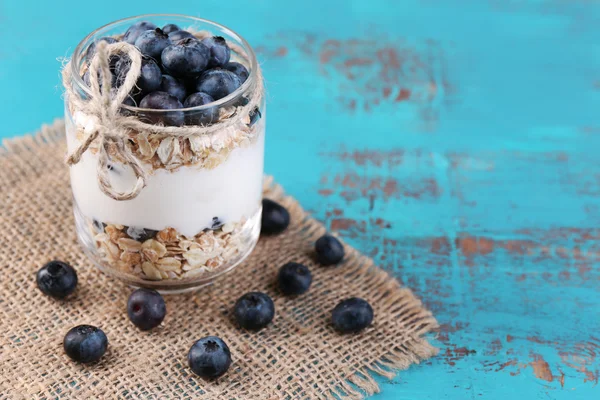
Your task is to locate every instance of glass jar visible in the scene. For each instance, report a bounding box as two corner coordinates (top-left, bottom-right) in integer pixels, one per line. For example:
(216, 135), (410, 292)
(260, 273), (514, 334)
(64, 14), (265, 292)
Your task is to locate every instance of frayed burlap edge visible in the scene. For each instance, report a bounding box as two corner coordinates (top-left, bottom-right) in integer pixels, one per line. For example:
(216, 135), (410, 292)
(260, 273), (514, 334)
(0, 120), (439, 399)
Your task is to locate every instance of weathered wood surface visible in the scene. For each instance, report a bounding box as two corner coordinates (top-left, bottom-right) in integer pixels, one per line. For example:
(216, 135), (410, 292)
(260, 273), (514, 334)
(2, 1), (599, 398)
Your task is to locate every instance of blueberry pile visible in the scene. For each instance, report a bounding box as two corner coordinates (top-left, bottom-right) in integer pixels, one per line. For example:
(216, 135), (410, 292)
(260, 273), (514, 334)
(39, 199), (371, 377)
(83, 21), (252, 127)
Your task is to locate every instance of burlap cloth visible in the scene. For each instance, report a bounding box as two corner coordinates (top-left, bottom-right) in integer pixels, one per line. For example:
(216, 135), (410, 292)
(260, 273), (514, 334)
(0, 120), (438, 399)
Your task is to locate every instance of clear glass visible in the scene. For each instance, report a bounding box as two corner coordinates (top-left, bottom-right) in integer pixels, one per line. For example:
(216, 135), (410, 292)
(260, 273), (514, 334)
(64, 14), (265, 293)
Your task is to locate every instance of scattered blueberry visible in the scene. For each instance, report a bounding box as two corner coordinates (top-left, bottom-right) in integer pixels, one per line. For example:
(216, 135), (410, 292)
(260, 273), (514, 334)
(64, 325), (108, 363)
(168, 30), (195, 42)
(278, 262), (312, 296)
(126, 226), (158, 242)
(224, 62), (249, 83)
(188, 336), (232, 379)
(315, 234), (345, 266)
(160, 75), (187, 102)
(211, 217), (223, 230)
(234, 292), (275, 331)
(115, 57), (162, 95)
(36, 260), (78, 299)
(127, 288), (167, 331)
(86, 37), (118, 61)
(139, 91), (185, 126)
(201, 36), (231, 67)
(162, 23), (181, 35)
(248, 107), (262, 127)
(331, 298), (374, 333)
(195, 68), (242, 100)
(161, 38), (210, 79)
(135, 28), (171, 60)
(261, 199), (290, 235)
(183, 92), (218, 125)
(123, 21), (158, 44)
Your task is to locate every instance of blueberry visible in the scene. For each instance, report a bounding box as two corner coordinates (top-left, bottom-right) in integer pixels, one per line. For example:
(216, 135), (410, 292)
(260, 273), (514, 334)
(92, 219), (106, 233)
(278, 262), (312, 295)
(224, 62), (249, 83)
(195, 68), (241, 100)
(261, 199), (290, 235)
(248, 107), (262, 127)
(234, 96), (250, 107)
(134, 28), (171, 61)
(161, 38), (209, 79)
(315, 234), (345, 265)
(201, 36), (231, 68)
(331, 298), (374, 333)
(160, 75), (187, 102)
(115, 57), (162, 95)
(211, 217), (223, 230)
(63, 325), (108, 363)
(126, 226), (158, 241)
(168, 30), (195, 42)
(119, 93), (138, 115)
(183, 92), (218, 125)
(111, 87), (138, 106)
(123, 95), (137, 106)
(86, 37), (118, 61)
(83, 64), (118, 90)
(233, 292), (275, 331)
(139, 91), (184, 126)
(36, 260), (78, 299)
(188, 336), (232, 379)
(162, 23), (181, 35)
(127, 288), (166, 331)
(123, 21), (158, 44)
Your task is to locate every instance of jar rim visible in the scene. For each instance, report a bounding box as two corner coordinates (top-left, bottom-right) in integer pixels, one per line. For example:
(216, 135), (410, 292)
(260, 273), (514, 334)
(70, 13), (258, 113)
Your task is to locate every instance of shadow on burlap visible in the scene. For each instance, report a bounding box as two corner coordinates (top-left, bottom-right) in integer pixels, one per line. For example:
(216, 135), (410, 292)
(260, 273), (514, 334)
(0, 120), (438, 399)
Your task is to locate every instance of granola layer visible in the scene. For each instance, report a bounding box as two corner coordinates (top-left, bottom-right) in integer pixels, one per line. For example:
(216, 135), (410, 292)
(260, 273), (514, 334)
(93, 221), (245, 281)
(71, 107), (262, 172)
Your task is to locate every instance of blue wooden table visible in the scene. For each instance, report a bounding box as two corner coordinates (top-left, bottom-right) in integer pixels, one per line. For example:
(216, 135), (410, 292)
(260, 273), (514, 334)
(2, 1), (600, 398)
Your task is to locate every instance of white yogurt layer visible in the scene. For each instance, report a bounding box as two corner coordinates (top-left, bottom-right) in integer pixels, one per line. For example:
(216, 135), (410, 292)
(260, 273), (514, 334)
(66, 114), (265, 238)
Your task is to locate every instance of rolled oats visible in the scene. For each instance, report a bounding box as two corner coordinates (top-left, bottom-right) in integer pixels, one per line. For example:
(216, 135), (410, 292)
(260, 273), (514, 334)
(142, 239), (167, 258)
(117, 238), (142, 252)
(116, 115), (261, 172)
(106, 225), (127, 242)
(121, 251), (142, 266)
(93, 220), (246, 281)
(156, 257), (182, 272)
(221, 223), (235, 234)
(137, 133), (155, 160)
(141, 261), (162, 281)
(183, 248), (212, 268)
(157, 227), (178, 243)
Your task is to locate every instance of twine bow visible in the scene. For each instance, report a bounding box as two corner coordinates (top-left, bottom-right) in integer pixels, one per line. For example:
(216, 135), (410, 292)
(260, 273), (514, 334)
(66, 41), (146, 201)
